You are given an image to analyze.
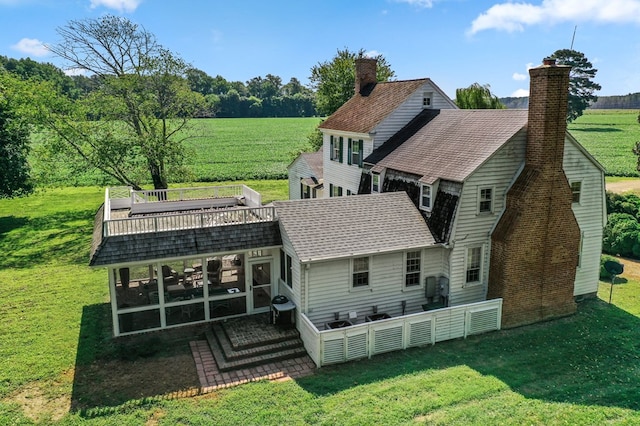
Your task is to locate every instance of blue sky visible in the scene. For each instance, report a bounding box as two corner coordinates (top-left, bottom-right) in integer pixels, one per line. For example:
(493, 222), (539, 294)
(0, 0), (638, 98)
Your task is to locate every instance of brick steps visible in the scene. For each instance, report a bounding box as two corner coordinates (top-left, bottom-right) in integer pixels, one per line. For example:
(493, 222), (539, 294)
(206, 325), (307, 372)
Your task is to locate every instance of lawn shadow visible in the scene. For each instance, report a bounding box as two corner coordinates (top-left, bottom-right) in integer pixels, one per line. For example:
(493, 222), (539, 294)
(71, 303), (207, 417)
(296, 298), (640, 411)
(0, 209), (95, 269)
(571, 127), (623, 133)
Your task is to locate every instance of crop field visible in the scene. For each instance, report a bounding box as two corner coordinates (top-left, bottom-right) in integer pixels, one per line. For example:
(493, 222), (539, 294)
(184, 117), (321, 182)
(569, 109), (640, 176)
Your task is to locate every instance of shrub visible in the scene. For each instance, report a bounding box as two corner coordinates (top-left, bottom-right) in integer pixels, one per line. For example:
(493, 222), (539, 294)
(602, 212), (640, 258)
(600, 254), (623, 280)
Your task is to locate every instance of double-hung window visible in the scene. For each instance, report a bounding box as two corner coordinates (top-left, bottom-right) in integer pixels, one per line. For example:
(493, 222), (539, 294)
(420, 185), (432, 211)
(478, 187), (493, 214)
(372, 173), (380, 193)
(466, 246), (482, 284)
(348, 138), (363, 167)
(352, 257), (369, 288)
(329, 183), (343, 197)
(405, 251), (421, 287)
(330, 136), (343, 162)
(280, 249), (292, 288)
(571, 181), (582, 204)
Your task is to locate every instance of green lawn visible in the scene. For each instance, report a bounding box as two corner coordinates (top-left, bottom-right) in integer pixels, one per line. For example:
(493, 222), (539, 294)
(569, 110), (640, 177)
(1, 185), (640, 424)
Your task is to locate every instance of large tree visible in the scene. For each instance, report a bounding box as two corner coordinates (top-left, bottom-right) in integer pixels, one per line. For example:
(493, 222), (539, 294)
(45, 15), (205, 190)
(310, 48), (395, 116)
(549, 49), (601, 122)
(0, 70), (34, 197)
(455, 83), (505, 109)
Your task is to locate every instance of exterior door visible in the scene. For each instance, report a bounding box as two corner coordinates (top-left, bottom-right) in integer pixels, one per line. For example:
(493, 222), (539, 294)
(249, 260), (273, 312)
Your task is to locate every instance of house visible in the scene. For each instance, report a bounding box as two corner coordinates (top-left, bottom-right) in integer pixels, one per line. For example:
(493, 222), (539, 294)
(90, 58), (604, 367)
(288, 58), (606, 328)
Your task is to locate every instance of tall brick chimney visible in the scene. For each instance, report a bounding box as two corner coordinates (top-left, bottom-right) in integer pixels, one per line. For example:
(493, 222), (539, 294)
(355, 57), (377, 95)
(487, 58), (581, 328)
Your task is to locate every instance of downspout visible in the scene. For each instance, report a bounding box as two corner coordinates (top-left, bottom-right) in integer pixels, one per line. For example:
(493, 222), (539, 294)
(304, 263), (310, 314)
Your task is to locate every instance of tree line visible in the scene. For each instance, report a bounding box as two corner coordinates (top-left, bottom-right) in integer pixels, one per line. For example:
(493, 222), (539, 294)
(0, 55), (316, 119)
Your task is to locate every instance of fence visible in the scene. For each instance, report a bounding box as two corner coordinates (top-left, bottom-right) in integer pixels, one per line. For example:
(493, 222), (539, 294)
(299, 298), (502, 367)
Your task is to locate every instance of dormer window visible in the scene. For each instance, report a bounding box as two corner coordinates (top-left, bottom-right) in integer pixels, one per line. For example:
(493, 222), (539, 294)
(372, 173), (380, 193)
(423, 92), (433, 109)
(420, 184), (432, 211)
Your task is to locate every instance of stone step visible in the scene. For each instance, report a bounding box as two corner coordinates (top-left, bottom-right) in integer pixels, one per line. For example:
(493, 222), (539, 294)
(206, 329), (308, 372)
(212, 323), (304, 361)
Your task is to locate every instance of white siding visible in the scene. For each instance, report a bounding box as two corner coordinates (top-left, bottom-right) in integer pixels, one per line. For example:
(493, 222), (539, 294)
(564, 137), (605, 296)
(287, 156), (314, 200)
(372, 82), (456, 150)
(449, 131), (528, 306)
(304, 247), (448, 328)
(322, 132), (372, 196)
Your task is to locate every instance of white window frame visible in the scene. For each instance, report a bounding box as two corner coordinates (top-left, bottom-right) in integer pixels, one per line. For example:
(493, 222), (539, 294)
(404, 250), (422, 289)
(478, 186), (494, 214)
(280, 249), (293, 288)
(330, 136), (342, 162)
(465, 245), (483, 286)
(420, 184), (432, 212)
(423, 91), (433, 109)
(571, 181), (582, 204)
(372, 173), (380, 193)
(351, 256), (370, 289)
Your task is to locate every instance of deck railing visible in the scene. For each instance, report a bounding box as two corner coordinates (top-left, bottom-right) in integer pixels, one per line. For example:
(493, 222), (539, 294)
(103, 206), (277, 237)
(299, 298), (502, 367)
(102, 185), (273, 237)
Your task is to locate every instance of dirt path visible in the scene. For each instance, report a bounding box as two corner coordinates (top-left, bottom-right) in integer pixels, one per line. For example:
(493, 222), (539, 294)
(605, 178), (640, 193)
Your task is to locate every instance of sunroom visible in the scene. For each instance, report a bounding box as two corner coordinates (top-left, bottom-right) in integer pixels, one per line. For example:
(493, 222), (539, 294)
(90, 185), (282, 336)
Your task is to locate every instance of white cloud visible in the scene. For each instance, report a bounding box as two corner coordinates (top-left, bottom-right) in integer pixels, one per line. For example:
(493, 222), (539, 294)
(394, 0), (434, 8)
(511, 88), (530, 97)
(364, 50), (381, 58)
(469, 0), (640, 34)
(90, 0), (142, 13)
(512, 72), (527, 81)
(11, 38), (49, 57)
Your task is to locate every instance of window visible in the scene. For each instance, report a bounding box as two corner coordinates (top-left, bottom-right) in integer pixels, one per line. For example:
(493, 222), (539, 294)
(372, 173), (380, 193)
(330, 136), (343, 162)
(571, 181), (582, 204)
(420, 185), (432, 211)
(405, 251), (421, 287)
(423, 92), (433, 109)
(478, 187), (493, 213)
(329, 183), (342, 197)
(301, 183), (311, 199)
(280, 249), (292, 288)
(466, 246), (482, 284)
(348, 138), (363, 167)
(352, 257), (369, 288)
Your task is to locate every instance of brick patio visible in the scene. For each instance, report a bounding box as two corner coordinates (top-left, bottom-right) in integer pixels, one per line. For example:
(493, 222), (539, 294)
(190, 340), (316, 392)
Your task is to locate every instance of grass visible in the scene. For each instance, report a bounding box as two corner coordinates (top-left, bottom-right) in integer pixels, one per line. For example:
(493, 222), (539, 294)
(1, 185), (640, 424)
(30, 117), (322, 187)
(569, 109), (640, 177)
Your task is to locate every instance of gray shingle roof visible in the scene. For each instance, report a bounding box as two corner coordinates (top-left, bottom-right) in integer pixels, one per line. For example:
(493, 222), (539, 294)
(90, 220), (282, 266)
(372, 109), (529, 184)
(318, 79), (432, 134)
(274, 192), (436, 263)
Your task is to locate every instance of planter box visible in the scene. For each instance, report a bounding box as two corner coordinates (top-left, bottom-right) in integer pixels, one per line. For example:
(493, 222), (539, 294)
(365, 313), (391, 322)
(325, 320), (353, 330)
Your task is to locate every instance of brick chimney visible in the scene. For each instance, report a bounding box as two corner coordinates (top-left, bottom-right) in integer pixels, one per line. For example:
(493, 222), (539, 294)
(355, 57), (377, 95)
(488, 58), (580, 328)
